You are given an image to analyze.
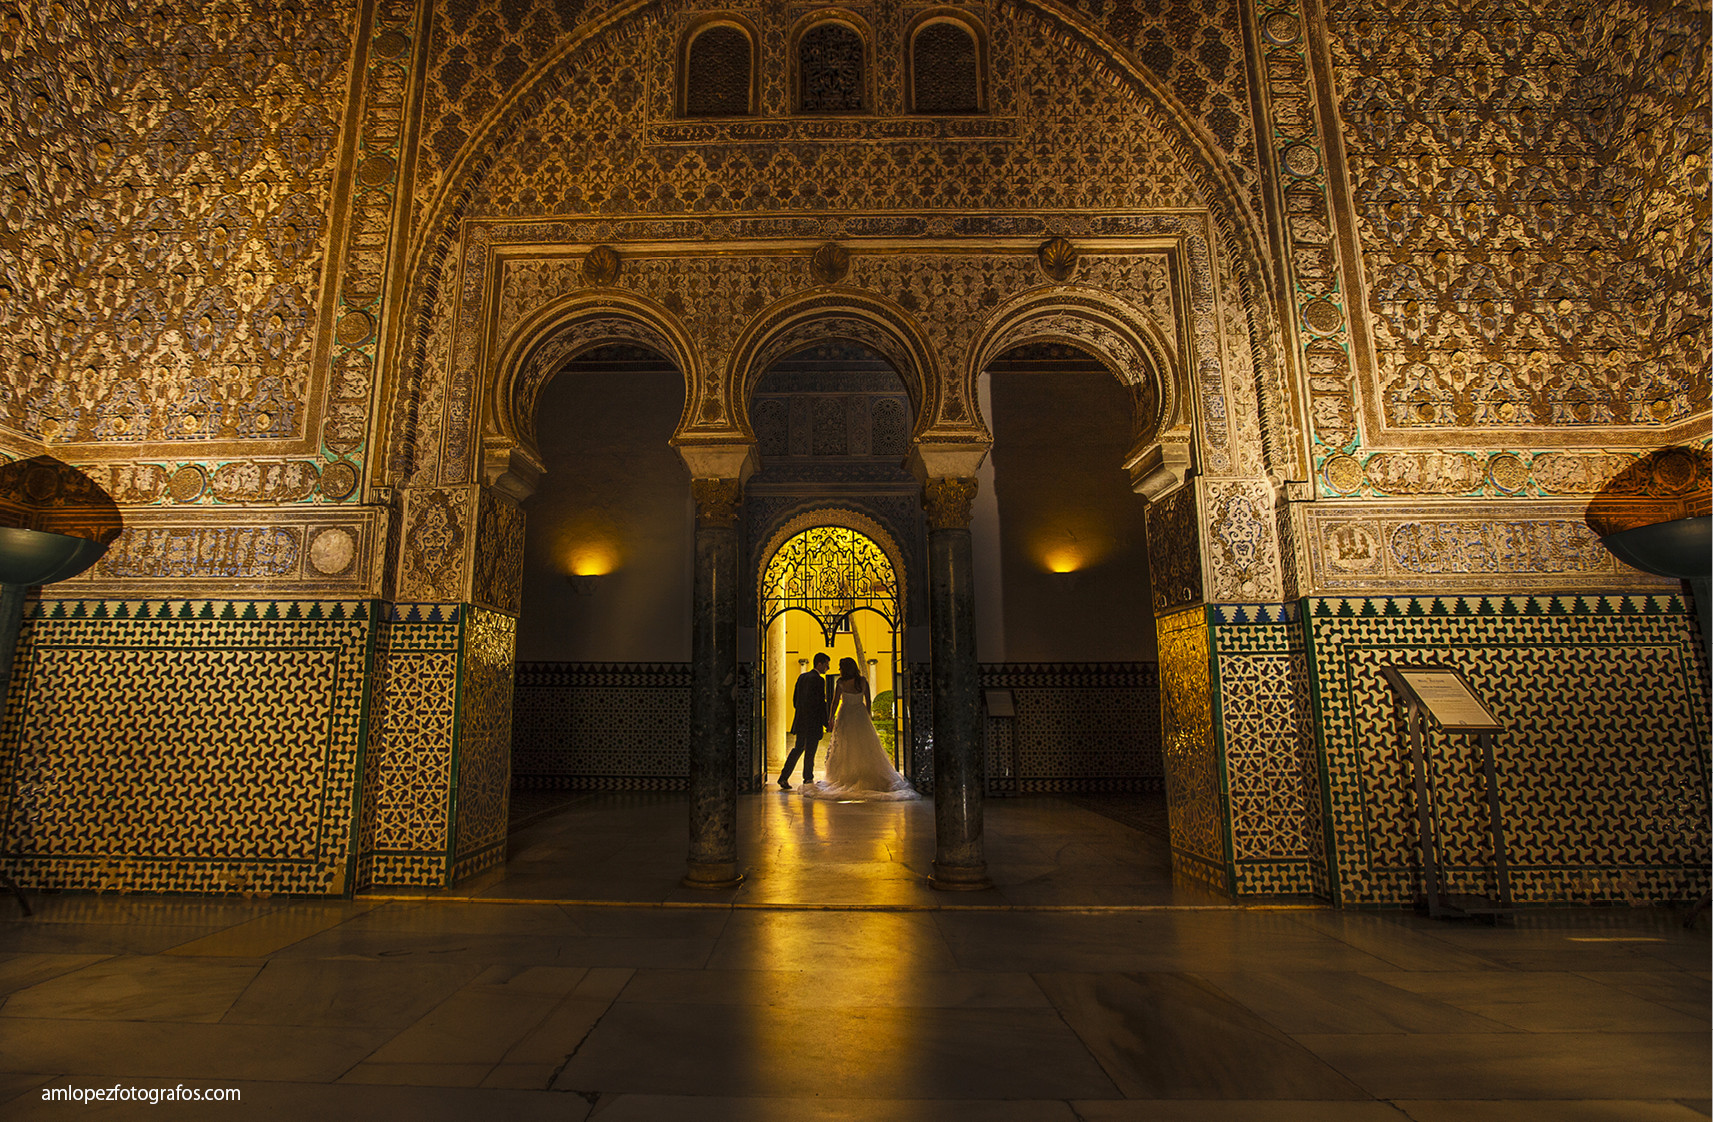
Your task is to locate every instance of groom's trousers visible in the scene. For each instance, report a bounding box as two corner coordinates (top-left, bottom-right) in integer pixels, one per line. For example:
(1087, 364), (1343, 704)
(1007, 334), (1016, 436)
(779, 730), (823, 783)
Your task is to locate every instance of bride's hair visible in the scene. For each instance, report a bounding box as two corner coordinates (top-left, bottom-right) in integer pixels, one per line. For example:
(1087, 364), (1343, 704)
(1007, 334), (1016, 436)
(838, 657), (861, 681)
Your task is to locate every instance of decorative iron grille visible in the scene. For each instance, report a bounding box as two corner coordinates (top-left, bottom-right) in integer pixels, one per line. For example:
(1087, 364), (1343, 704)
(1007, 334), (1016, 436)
(761, 526), (898, 639)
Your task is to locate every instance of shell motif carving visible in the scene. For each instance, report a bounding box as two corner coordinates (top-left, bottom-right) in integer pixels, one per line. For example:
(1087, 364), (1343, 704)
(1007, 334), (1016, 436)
(1037, 237), (1079, 281)
(582, 244), (622, 286)
(809, 242), (851, 285)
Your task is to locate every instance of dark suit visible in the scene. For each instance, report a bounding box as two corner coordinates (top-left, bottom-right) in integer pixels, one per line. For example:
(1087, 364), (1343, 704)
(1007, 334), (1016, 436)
(778, 668), (834, 784)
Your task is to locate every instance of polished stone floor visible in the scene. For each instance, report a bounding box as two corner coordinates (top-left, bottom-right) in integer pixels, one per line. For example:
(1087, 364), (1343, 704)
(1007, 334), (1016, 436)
(0, 793), (1707, 1120)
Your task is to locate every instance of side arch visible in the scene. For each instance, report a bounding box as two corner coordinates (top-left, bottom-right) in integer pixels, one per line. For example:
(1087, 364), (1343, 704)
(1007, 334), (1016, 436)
(969, 287), (1193, 499)
(485, 291), (702, 499)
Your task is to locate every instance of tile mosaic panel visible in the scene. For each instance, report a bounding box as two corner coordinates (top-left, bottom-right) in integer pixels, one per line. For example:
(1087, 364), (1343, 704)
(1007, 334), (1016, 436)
(356, 604), (459, 888)
(0, 599), (374, 895)
(1306, 594), (1710, 906)
(512, 663), (693, 790)
(980, 663), (1162, 795)
(1209, 604), (1326, 896)
(512, 662), (755, 790)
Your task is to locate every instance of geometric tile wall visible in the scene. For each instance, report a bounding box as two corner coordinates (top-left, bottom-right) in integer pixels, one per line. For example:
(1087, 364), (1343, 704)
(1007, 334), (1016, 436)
(510, 662), (754, 791)
(0, 599), (374, 895)
(909, 663), (1163, 796)
(1210, 604), (1327, 897)
(356, 604), (460, 888)
(979, 663), (1162, 795)
(512, 663), (694, 790)
(1304, 594), (1709, 907)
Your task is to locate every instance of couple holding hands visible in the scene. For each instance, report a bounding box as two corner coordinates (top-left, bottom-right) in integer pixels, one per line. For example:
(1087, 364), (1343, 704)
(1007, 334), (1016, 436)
(776, 630), (917, 801)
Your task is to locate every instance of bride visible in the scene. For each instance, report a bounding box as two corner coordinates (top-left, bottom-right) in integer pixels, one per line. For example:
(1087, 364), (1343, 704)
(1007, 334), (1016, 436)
(802, 630), (918, 801)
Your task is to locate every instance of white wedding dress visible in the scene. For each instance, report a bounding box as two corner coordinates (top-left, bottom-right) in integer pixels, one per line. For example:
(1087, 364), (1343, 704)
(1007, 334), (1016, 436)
(801, 679), (919, 801)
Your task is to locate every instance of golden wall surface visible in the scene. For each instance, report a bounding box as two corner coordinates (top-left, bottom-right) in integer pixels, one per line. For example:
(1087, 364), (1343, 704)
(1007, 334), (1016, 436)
(0, 0), (1703, 898)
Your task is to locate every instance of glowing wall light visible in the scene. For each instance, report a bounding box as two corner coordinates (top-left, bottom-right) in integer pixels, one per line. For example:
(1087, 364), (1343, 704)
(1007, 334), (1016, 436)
(1042, 548), (1082, 574)
(566, 547), (618, 577)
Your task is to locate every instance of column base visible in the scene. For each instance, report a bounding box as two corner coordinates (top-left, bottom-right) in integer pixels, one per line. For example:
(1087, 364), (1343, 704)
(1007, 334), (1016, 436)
(681, 862), (745, 890)
(930, 862), (992, 891)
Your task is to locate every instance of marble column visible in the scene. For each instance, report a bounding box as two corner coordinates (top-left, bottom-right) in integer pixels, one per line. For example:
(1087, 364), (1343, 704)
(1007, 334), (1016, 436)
(683, 477), (744, 889)
(924, 476), (991, 890)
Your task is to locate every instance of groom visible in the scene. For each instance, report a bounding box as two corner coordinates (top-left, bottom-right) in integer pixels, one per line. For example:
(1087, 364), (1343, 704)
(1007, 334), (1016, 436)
(778, 652), (835, 788)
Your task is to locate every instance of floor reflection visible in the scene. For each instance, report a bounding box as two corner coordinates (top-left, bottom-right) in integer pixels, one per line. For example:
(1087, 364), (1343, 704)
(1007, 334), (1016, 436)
(445, 791), (1225, 908)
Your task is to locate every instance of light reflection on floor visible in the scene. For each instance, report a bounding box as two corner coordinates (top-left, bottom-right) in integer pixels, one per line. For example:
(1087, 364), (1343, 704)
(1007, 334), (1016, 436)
(440, 791), (1227, 909)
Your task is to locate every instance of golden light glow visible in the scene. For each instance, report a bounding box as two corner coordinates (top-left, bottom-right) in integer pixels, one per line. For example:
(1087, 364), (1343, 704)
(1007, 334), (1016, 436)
(1043, 549), (1082, 574)
(1035, 522), (1113, 575)
(565, 547), (618, 576)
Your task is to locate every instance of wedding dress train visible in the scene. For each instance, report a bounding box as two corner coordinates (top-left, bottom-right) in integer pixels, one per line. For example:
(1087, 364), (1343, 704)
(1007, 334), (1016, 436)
(801, 682), (918, 801)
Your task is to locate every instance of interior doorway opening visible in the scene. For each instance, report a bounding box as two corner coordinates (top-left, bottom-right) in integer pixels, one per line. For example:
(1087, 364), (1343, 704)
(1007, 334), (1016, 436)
(758, 526), (905, 780)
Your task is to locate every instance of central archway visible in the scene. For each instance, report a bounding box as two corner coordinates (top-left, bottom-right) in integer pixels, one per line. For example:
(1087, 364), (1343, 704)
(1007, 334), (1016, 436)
(758, 522), (908, 781)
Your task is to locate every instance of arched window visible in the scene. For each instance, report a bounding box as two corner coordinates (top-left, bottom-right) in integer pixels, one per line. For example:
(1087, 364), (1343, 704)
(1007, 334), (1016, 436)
(798, 22), (866, 112)
(682, 23), (754, 116)
(910, 20), (982, 113)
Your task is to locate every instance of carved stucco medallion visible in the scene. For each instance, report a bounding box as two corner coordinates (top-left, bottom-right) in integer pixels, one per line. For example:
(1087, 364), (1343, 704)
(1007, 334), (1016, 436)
(335, 311), (374, 346)
(166, 465), (208, 503)
(321, 461), (359, 501)
(1037, 237), (1078, 281)
(308, 527), (357, 576)
(1487, 453), (1528, 493)
(809, 242), (851, 285)
(582, 244), (622, 286)
(1321, 454), (1362, 494)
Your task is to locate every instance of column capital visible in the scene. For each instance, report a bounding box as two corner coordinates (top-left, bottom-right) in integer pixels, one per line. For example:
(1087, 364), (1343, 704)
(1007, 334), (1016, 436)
(922, 476), (978, 531)
(691, 477), (743, 528)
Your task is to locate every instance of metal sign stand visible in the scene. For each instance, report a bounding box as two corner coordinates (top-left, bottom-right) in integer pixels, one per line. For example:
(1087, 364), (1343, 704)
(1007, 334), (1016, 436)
(1382, 664), (1514, 921)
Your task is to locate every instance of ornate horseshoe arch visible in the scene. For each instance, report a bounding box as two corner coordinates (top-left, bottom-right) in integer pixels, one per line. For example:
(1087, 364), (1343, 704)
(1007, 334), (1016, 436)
(382, 0), (1301, 489)
(970, 287), (1193, 500)
(724, 289), (939, 443)
(484, 291), (702, 499)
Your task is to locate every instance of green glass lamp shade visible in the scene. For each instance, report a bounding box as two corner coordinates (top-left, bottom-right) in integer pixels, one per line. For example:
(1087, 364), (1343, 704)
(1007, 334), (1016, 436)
(1601, 516), (1711, 580)
(0, 527), (108, 587)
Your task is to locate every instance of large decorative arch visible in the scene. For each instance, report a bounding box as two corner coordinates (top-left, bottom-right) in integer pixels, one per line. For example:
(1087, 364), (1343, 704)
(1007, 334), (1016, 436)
(724, 289), (938, 442)
(380, 0), (1300, 490)
(483, 290), (701, 498)
(968, 286), (1192, 498)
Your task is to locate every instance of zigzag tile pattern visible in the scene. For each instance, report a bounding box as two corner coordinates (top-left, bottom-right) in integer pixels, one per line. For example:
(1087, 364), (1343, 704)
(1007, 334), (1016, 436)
(1307, 593), (1710, 906)
(0, 599), (372, 894)
(511, 662), (693, 789)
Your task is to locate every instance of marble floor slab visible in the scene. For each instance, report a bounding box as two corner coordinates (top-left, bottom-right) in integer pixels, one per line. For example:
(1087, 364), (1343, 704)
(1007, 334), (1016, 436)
(0, 794), (1704, 1118)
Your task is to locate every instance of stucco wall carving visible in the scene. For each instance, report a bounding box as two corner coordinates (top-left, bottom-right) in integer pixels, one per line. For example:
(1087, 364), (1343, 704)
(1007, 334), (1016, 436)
(1304, 500), (1681, 592)
(459, 232), (1229, 507)
(1325, 0), (1709, 449)
(386, 0), (1293, 504)
(0, 1), (357, 457)
(1206, 479), (1283, 601)
(1146, 485), (1204, 612)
